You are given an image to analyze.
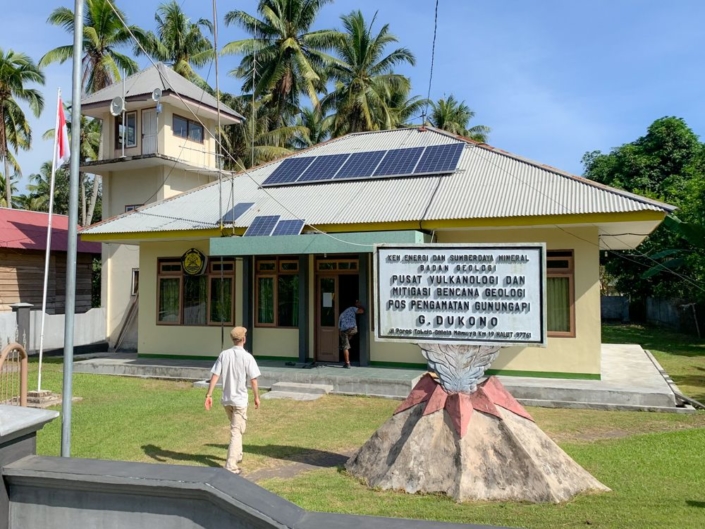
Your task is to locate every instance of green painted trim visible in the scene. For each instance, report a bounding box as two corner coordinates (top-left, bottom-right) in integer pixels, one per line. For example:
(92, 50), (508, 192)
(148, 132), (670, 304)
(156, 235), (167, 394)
(138, 353), (298, 363)
(369, 361), (601, 380)
(485, 368), (601, 380)
(138, 353), (218, 361)
(210, 230), (432, 256)
(253, 355), (299, 362)
(369, 361), (428, 370)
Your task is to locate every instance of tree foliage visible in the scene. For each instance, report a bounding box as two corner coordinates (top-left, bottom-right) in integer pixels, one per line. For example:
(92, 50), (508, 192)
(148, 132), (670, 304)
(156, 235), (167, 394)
(583, 117), (705, 302)
(40, 0), (149, 94)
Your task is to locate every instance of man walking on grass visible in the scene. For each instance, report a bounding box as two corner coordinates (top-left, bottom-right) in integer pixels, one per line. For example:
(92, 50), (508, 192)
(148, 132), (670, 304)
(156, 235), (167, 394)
(205, 326), (261, 475)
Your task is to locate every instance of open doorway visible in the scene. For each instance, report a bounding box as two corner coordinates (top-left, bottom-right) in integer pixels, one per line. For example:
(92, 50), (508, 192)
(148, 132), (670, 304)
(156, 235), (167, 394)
(315, 257), (360, 364)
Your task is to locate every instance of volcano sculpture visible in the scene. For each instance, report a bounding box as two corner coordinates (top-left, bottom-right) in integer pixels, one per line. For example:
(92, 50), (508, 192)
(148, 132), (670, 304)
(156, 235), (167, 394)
(346, 344), (609, 503)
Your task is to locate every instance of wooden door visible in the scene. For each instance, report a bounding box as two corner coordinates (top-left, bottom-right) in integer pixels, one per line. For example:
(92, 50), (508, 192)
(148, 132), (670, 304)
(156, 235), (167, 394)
(316, 276), (339, 362)
(142, 108), (158, 154)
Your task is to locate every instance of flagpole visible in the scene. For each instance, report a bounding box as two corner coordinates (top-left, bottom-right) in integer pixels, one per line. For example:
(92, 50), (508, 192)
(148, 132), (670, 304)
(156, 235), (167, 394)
(37, 88), (62, 393)
(61, 0), (84, 458)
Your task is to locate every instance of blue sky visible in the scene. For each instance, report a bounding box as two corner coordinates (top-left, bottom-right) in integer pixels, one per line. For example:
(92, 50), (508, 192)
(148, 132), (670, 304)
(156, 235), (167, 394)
(5, 0), (705, 189)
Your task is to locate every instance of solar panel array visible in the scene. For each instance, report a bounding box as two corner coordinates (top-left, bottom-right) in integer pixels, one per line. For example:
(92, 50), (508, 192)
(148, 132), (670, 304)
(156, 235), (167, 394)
(272, 219), (305, 236)
(221, 202), (254, 223)
(261, 143), (465, 187)
(244, 216), (306, 237)
(243, 215), (280, 236)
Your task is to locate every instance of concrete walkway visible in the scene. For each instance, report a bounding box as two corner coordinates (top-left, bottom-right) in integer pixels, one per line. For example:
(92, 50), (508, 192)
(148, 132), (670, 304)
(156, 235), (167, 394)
(72, 344), (685, 412)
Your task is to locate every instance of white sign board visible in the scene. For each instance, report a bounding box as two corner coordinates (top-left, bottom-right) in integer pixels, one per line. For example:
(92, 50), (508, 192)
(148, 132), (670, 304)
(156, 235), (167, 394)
(374, 244), (547, 346)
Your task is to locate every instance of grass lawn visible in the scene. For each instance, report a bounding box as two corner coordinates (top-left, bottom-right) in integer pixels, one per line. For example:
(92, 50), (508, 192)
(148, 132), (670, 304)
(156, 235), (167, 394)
(33, 324), (705, 528)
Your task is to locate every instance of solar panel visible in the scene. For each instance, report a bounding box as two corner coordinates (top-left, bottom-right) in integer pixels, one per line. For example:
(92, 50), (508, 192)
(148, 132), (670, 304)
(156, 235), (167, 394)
(221, 202), (254, 223)
(414, 143), (465, 174)
(262, 157), (315, 186)
(244, 215), (280, 237)
(334, 151), (386, 179)
(298, 154), (350, 182)
(272, 219), (305, 236)
(373, 147), (425, 177)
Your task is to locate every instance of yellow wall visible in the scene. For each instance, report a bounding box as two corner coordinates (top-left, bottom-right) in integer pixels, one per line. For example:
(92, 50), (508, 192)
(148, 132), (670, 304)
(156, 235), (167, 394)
(161, 106), (217, 168)
(425, 226), (602, 376)
(96, 104), (217, 166)
(253, 328), (299, 358)
(134, 226), (601, 376)
(139, 240), (232, 356)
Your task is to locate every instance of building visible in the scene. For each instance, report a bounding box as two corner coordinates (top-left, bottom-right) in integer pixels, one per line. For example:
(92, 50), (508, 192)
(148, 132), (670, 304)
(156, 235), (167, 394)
(0, 208), (100, 314)
(81, 108), (674, 378)
(78, 63), (243, 346)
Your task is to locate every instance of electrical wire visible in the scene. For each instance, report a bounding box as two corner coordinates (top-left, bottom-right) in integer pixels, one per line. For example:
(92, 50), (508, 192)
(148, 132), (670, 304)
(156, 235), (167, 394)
(106, 0), (376, 249)
(422, 0), (440, 124)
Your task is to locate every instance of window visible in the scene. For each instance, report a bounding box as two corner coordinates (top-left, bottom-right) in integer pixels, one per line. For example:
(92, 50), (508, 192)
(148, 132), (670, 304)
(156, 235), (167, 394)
(172, 114), (204, 144)
(157, 259), (235, 326)
(547, 251), (575, 337)
(316, 259), (358, 271)
(256, 258), (299, 327)
(125, 204), (142, 213)
(131, 269), (139, 296)
(115, 111), (137, 148)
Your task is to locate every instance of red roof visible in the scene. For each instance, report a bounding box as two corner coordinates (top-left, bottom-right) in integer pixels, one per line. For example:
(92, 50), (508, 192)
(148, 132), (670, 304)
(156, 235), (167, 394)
(0, 208), (101, 254)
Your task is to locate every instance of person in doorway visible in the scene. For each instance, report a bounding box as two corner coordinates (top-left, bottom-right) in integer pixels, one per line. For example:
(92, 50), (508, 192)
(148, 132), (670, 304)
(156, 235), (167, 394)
(339, 301), (365, 368)
(204, 326), (261, 475)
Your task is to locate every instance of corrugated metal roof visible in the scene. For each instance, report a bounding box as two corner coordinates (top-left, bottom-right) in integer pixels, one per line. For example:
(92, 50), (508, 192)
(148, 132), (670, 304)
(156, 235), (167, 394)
(81, 63), (244, 121)
(1, 208), (101, 253)
(82, 128), (675, 236)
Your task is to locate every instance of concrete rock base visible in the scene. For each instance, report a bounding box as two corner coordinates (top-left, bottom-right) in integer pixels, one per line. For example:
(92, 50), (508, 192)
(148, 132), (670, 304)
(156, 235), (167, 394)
(347, 392), (610, 503)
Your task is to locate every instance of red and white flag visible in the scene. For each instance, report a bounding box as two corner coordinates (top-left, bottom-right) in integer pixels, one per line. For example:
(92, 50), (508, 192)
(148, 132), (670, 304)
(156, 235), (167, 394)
(55, 100), (70, 166)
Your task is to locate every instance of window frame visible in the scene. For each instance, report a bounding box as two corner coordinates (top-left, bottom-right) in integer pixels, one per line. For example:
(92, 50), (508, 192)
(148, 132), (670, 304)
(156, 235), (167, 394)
(255, 257), (300, 328)
(156, 258), (235, 326)
(546, 250), (575, 338)
(172, 113), (204, 144)
(114, 111), (138, 149)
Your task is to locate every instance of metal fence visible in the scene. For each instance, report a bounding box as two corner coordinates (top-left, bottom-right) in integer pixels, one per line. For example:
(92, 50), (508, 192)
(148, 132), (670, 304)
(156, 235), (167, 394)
(0, 343), (28, 406)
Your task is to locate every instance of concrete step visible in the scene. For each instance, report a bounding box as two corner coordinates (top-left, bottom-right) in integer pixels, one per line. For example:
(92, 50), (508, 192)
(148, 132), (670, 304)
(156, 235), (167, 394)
(261, 391), (324, 401)
(270, 382), (334, 395)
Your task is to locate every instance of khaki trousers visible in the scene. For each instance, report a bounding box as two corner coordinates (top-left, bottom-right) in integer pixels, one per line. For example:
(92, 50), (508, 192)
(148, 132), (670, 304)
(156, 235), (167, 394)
(223, 405), (247, 472)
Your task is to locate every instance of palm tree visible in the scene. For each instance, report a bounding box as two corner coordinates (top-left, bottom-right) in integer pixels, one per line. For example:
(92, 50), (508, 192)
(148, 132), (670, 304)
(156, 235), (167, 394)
(290, 107), (330, 149)
(322, 10), (415, 137)
(2, 99), (32, 173)
(386, 85), (428, 128)
(22, 161), (70, 214)
(0, 172), (19, 208)
(139, 1), (214, 88)
(219, 93), (303, 169)
(428, 95), (490, 142)
(44, 104), (102, 225)
(0, 48), (44, 209)
(223, 0), (339, 125)
(40, 0), (148, 94)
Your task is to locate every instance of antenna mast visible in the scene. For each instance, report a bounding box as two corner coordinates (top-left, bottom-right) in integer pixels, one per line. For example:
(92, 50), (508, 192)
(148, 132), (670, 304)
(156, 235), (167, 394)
(212, 0), (223, 230)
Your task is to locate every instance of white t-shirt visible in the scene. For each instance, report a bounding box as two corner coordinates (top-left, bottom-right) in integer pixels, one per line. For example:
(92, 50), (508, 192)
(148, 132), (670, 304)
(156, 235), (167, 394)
(211, 346), (261, 408)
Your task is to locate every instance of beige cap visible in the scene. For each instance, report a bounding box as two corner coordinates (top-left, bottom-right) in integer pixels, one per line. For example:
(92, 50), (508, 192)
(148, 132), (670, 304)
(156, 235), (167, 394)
(230, 326), (247, 342)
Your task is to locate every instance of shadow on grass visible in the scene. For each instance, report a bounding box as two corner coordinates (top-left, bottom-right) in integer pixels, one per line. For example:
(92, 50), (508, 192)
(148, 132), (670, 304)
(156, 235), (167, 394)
(686, 500), (705, 508)
(142, 444), (225, 467)
(602, 324), (705, 357)
(206, 443), (350, 468)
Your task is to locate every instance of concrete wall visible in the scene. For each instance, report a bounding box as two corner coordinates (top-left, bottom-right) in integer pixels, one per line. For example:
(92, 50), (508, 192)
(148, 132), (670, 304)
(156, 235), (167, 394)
(601, 296), (629, 322)
(0, 313), (17, 347)
(27, 308), (106, 352)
